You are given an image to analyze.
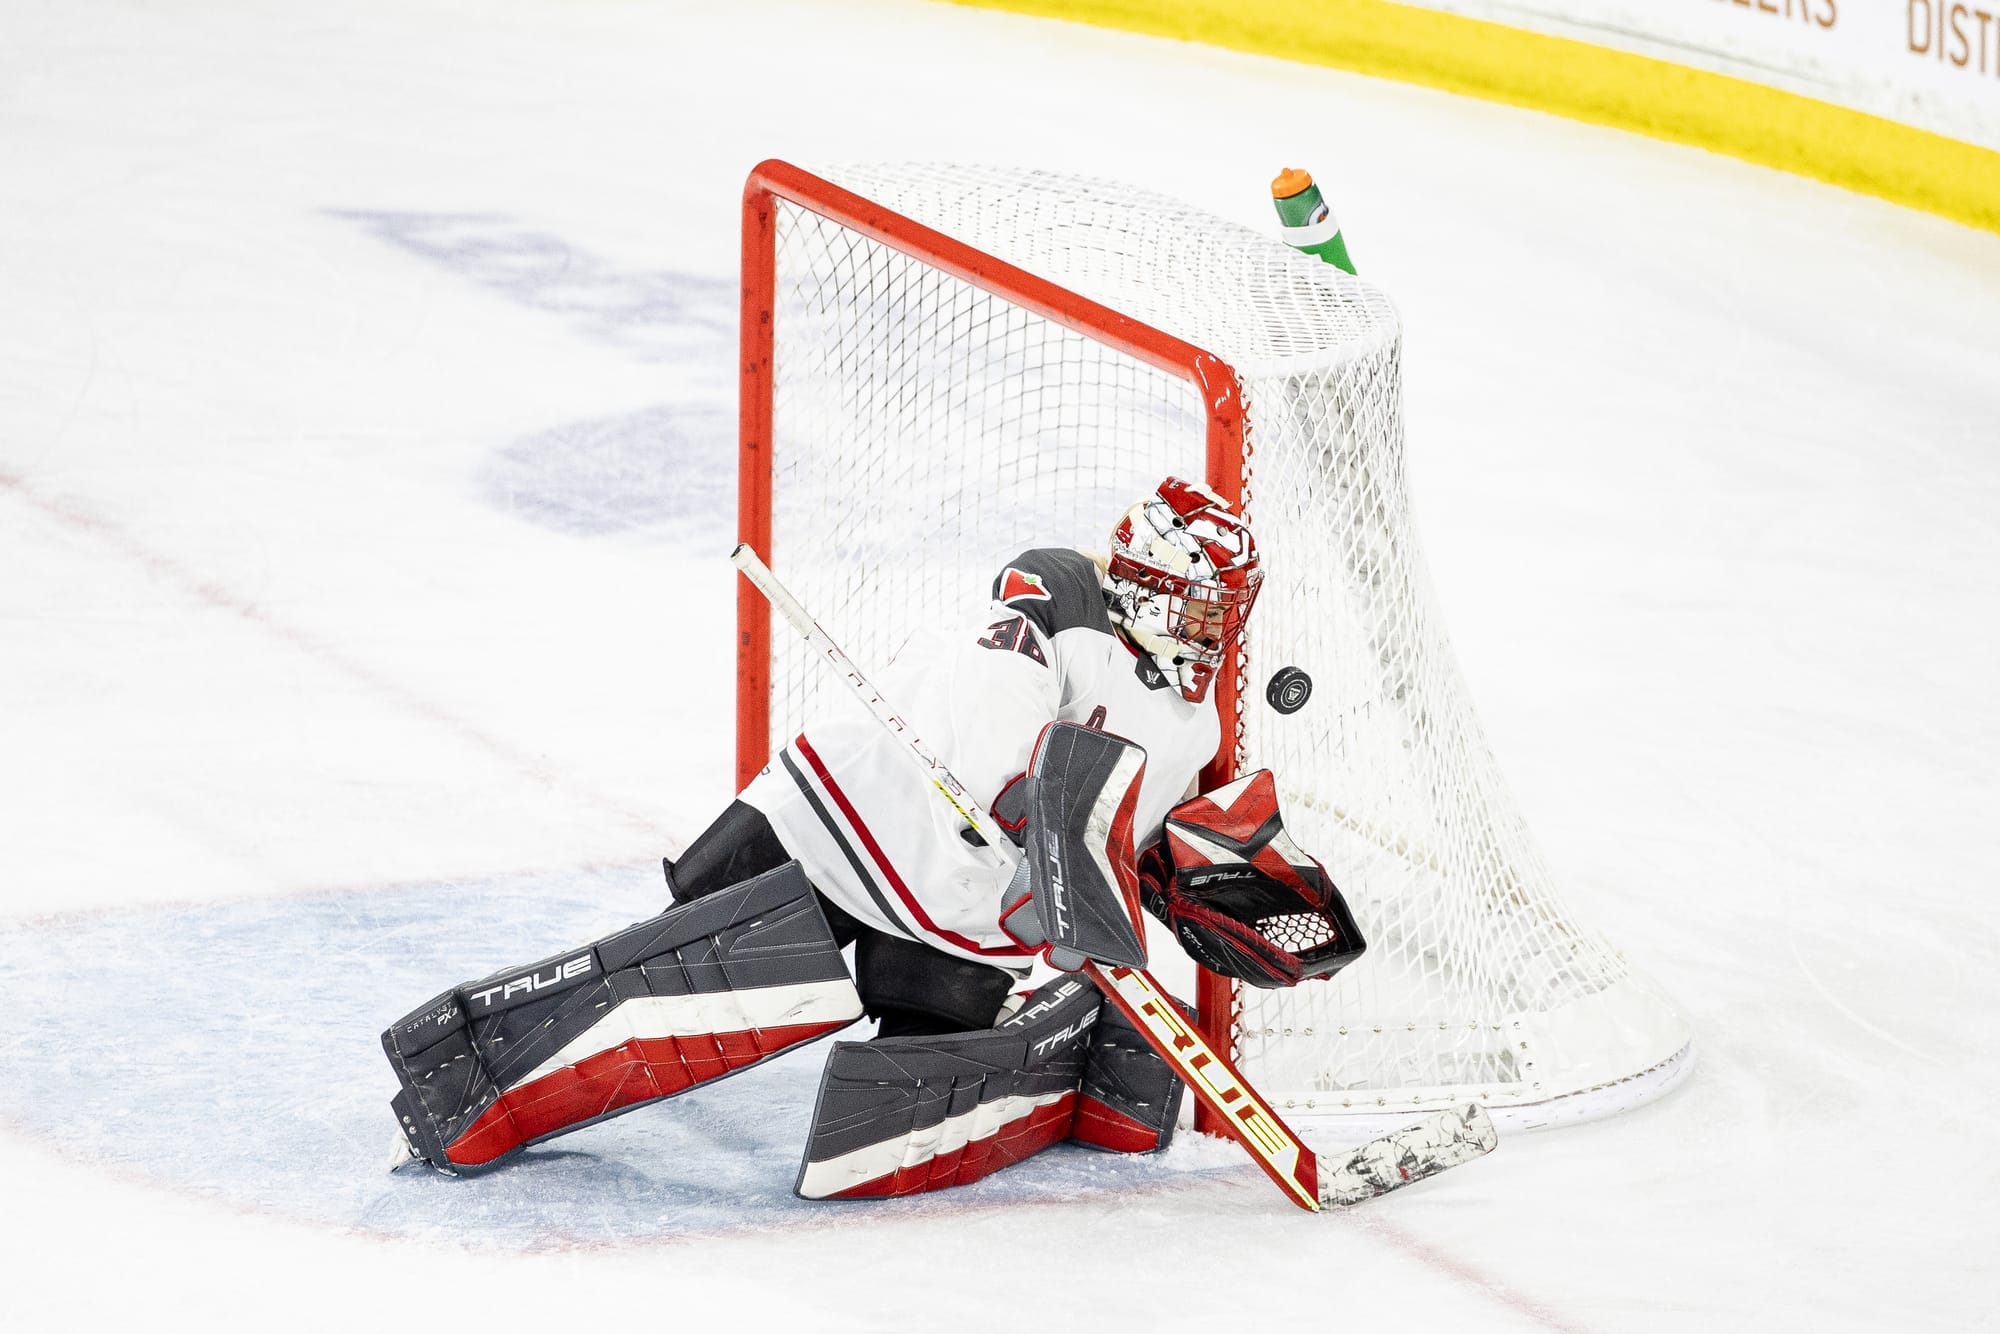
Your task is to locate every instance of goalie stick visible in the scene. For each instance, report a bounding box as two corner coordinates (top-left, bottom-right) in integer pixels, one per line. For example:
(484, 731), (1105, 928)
(730, 542), (1497, 1210)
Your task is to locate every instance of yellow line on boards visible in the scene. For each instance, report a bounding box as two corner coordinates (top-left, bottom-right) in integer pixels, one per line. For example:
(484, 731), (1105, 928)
(943, 0), (2000, 236)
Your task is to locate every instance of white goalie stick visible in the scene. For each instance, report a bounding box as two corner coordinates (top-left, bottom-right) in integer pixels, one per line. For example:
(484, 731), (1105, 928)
(731, 543), (1498, 1210)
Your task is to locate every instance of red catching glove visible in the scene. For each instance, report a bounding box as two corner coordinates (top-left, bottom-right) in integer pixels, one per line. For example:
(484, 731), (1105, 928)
(1137, 770), (1365, 988)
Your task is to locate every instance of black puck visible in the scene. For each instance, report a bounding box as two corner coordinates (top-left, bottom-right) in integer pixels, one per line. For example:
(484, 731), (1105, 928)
(1266, 666), (1312, 714)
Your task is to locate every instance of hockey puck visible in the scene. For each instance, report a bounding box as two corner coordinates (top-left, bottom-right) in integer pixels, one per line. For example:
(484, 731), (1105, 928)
(1266, 666), (1312, 714)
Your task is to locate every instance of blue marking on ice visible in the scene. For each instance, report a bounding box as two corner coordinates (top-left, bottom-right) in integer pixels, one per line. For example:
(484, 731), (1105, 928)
(323, 213), (738, 542)
(328, 211), (735, 364)
(480, 402), (734, 539)
(0, 868), (1231, 1248)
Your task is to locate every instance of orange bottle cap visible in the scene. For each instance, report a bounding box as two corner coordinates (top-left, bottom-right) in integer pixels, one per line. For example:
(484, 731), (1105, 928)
(1271, 167), (1315, 199)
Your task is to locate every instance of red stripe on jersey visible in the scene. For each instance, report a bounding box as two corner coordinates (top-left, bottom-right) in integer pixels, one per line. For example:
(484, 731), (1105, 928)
(793, 734), (1031, 961)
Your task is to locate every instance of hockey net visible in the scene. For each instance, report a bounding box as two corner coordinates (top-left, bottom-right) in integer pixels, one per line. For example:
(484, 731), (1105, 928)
(738, 160), (1691, 1131)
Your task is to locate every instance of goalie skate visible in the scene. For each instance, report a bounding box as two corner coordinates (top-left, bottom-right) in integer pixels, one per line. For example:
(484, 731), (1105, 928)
(1317, 1103), (1498, 1207)
(385, 1125), (424, 1173)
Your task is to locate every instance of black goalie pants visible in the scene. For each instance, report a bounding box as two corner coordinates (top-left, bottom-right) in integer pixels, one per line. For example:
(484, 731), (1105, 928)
(669, 800), (1015, 1039)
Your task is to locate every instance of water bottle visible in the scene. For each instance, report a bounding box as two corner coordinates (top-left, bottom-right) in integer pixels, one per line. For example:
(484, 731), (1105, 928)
(1271, 167), (1356, 275)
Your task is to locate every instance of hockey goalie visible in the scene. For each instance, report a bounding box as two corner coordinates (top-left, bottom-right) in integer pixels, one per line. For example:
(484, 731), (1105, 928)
(382, 478), (1474, 1202)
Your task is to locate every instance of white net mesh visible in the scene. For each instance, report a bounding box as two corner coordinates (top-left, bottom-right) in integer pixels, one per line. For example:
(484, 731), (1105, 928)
(754, 163), (1690, 1124)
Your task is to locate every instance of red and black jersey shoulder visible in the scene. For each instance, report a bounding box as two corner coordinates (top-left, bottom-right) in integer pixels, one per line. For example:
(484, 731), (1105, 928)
(991, 548), (1112, 640)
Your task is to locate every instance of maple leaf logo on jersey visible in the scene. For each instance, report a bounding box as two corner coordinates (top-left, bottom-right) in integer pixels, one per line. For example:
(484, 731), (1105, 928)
(998, 568), (1052, 603)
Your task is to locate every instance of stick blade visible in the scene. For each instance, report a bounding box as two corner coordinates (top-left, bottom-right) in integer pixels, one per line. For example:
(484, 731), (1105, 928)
(1317, 1103), (1498, 1207)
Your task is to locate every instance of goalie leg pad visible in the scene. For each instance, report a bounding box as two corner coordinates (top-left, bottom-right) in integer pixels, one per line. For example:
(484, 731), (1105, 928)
(1069, 988), (1189, 1154)
(795, 976), (1101, 1200)
(383, 861), (862, 1174)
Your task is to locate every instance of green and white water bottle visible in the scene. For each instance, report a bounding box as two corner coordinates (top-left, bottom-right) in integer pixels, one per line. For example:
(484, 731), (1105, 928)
(1271, 167), (1356, 275)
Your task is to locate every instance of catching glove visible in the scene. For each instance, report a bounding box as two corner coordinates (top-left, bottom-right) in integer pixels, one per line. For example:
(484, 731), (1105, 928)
(1138, 770), (1365, 988)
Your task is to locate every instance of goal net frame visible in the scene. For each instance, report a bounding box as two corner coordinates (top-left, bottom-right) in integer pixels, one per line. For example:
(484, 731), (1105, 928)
(733, 158), (1691, 1138)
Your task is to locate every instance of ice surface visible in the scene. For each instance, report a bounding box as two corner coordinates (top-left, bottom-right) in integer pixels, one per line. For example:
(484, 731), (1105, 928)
(2, 0), (1996, 1330)
(0, 869), (1242, 1247)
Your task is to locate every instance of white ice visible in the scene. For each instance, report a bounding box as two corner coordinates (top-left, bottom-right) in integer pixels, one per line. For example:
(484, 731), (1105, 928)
(2, 2), (1996, 1330)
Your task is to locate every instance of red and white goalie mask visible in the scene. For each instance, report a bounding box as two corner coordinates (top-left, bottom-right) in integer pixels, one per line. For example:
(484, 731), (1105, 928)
(1104, 477), (1263, 704)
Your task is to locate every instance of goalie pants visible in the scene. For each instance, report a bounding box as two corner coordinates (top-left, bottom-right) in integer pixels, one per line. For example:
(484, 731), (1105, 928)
(670, 800), (1016, 1038)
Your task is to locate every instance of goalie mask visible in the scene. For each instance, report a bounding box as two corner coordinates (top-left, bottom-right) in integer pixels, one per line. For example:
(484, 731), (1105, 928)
(1105, 477), (1263, 704)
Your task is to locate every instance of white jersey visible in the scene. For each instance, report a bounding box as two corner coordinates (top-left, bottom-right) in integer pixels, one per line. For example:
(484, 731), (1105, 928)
(741, 548), (1221, 971)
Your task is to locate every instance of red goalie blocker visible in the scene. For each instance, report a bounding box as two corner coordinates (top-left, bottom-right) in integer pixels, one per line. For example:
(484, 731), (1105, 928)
(1140, 771), (1366, 988)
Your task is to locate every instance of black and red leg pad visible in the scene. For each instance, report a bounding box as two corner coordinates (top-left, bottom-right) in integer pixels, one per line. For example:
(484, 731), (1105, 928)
(794, 974), (1187, 1199)
(382, 861), (861, 1174)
